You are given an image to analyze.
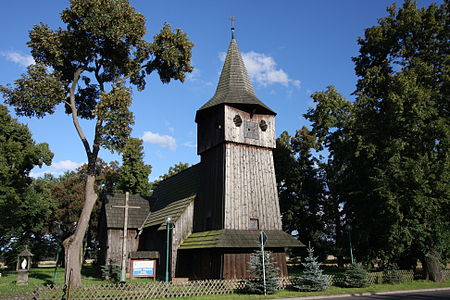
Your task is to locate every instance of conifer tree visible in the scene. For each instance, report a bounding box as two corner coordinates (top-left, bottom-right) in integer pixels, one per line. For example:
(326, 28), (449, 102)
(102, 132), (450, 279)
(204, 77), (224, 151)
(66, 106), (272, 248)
(116, 137), (152, 195)
(244, 250), (280, 294)
(294, 246), (329, 291)
(341, 263), (369, 288)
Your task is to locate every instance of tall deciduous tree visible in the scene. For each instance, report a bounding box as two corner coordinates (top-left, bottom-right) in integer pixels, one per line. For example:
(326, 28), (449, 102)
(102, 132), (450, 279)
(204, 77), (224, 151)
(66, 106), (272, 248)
(0, 104), (54, 259)
(273, 128), (329, 257)
(306, 0), (450, 281)
(0, 0), (193, 286)
(351, 0), (449, 281)
(115, 137), (152, 195)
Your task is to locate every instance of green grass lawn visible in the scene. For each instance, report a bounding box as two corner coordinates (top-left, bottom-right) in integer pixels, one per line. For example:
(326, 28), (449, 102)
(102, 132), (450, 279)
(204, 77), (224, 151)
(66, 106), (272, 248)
(1, 267), (449, 299)
(0, 266), (103, 291)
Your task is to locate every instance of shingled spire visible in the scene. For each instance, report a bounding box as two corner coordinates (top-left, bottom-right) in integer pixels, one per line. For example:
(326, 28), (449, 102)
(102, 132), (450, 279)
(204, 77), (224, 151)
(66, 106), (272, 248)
(196, 34), (275, 119)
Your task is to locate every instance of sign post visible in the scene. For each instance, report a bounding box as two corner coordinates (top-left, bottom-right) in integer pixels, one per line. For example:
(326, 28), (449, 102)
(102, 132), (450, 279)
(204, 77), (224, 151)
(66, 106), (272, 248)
(112, 192), (141, 282)
(259, 231), (268, 295)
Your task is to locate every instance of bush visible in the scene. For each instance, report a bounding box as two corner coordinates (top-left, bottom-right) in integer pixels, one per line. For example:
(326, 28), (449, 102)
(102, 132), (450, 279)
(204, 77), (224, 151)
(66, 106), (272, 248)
(341, 263), (369, 287)
(101, 259), (121, 282)
(383, 264), (401, 284)
(243, 250), (280, 294)
(293, 246), (329, 292)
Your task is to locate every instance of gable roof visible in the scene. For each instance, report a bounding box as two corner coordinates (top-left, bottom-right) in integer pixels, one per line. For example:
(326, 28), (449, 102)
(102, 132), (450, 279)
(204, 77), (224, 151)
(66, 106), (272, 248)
(145, 195), (195, 230)
(143, 163), (201, 230)
(179, 229), (305, 249)
(196, 38), (275, 120)
(104, 194), (151, 229)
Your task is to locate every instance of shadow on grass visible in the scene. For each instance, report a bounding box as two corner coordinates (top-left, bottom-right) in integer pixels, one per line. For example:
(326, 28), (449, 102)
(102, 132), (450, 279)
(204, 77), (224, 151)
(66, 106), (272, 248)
(29, 271), (54, 285)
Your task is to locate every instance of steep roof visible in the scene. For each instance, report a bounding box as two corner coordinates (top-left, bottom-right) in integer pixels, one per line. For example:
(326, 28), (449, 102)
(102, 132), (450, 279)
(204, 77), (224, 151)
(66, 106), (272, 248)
(196, 38), (275, 119)
(104, 194), (151, 229)
(143, 164), (201, 230)
(179, 229), (304, 249)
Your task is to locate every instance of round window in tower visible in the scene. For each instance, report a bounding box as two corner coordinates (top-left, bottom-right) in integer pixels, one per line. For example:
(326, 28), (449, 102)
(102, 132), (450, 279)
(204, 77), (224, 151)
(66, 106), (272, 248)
(259, 120), (268, 131)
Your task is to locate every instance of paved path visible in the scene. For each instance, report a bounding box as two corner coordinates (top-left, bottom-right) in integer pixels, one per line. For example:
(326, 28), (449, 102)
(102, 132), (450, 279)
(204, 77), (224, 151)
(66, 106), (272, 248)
(273, 287), (450, 300)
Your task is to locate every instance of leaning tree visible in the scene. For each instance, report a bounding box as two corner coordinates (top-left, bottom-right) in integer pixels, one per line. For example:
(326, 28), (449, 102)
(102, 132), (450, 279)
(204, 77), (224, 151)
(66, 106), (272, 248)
(1, 0), (193, 286)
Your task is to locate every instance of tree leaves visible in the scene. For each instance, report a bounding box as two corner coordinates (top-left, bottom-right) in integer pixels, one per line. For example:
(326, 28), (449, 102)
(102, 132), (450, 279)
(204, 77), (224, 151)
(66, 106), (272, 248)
(96, 83), (134, 152)
(115, 137), (152, 195)
(0, 64), (67, 118)
(147, 23), (194, 83)
(0, 104), (54, 253)
(305, 0), (450, 269)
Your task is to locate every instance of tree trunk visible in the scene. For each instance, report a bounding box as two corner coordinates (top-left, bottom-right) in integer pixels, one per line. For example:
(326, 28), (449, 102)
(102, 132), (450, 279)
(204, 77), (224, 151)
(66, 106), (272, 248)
(424, 249), (443, 282)
(63, 174), (98, 287)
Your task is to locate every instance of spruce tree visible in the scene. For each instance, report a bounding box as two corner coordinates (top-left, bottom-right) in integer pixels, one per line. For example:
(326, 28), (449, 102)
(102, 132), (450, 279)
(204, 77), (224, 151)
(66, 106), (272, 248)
(294, 246), (329, 291)
(244, 250), (280, 294)
(341, 263), (369, 288)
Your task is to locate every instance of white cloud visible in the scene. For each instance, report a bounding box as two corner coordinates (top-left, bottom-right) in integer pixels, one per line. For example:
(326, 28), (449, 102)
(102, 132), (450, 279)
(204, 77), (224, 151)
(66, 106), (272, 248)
(142, 131), (176, 151)
(52, 160), (83, 170)
(242, 51), (300, 87)
(2, 51), (34, 67)
(219, 51), (300, 88)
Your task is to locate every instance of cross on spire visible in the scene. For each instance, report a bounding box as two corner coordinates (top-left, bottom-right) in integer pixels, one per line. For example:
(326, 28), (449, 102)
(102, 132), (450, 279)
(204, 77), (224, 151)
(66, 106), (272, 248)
(230, 16), (236, 39)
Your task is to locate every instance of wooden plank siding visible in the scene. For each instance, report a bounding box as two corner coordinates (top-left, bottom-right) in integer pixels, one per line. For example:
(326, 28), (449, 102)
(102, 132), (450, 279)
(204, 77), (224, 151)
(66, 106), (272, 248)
(197, 106), (225, 155)
(106, 229), (139, 272)
(138, 228), (164, 279)
(193, 146), (225, 232)
(176, 248), (287, 279)
(171, 201), (194, 277)
(224, 105), (276, 149)
(224, 144), (282, 230)
(223, 250), (287, 279)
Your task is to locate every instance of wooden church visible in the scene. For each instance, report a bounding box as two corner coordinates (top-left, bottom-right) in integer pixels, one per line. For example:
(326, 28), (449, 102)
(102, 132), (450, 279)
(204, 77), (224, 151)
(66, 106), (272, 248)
(100, 31), (304, 280)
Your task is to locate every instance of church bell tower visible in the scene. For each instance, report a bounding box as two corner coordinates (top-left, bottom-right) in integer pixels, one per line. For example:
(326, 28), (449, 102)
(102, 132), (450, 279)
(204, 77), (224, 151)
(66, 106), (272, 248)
(194, 31), (282, 233)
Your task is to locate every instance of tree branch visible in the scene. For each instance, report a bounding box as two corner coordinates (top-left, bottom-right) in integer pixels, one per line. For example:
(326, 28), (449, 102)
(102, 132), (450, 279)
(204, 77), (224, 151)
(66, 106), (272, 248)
(69, 68), (92, 158)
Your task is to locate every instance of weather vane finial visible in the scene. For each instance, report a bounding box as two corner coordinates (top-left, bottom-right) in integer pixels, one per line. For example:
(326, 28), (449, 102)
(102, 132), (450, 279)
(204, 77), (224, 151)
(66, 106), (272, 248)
(230, 16), (236, 39)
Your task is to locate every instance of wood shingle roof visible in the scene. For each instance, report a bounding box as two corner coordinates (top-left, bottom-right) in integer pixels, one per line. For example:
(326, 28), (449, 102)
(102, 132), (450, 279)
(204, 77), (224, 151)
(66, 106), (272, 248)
(179, 229), (304, 249)
(143, 163), (201, 230)
(104, 194), (151, 229)
(196, 38), (275, 121)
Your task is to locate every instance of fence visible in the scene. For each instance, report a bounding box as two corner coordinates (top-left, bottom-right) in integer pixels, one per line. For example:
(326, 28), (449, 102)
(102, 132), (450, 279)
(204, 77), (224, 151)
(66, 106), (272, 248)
(1, 270), (449, 300)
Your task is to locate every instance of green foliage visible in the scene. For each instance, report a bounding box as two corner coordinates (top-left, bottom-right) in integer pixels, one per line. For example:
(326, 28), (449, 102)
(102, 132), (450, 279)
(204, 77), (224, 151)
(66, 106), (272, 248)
(273, 128), (331, 258)
(341, 264), (369, 288)
(383, 264), (401, 284)
(0, 105), (54, 261)
(294, 246), (329, 292)
(115, 137), (152, 195)
(96, 84), (134, 151)
(0, 0), (193, 282)
(244, 250), (280, 294)
(305, 0), (450, 278)
(52, 159), (119, 243)
(100, 259), (121, 282)
(0, 0), (193, 156)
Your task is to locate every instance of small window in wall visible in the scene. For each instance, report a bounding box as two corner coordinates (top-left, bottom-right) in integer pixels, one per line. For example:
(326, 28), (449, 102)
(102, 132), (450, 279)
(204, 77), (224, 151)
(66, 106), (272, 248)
(249, 218), (259, 230)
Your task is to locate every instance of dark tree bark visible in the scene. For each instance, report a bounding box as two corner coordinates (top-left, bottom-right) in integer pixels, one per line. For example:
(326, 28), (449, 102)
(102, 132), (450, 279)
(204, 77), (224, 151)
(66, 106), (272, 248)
(423, 249), (443, 282)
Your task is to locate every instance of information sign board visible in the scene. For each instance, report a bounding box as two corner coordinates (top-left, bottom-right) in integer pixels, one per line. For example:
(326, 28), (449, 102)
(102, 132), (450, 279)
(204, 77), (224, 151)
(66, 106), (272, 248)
(132, 260), (155, 278)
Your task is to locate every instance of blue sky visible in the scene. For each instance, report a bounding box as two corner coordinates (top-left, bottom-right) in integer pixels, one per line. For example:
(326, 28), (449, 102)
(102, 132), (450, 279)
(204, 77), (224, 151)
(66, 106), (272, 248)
(0, 0), (442, 180)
